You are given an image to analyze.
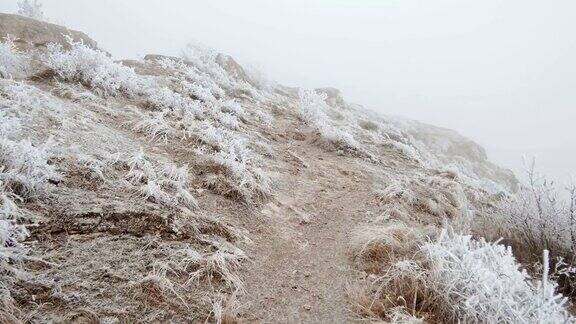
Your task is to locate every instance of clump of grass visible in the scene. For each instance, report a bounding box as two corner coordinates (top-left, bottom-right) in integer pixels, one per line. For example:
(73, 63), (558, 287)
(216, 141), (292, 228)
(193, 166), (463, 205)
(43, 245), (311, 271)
(133, 262), (188, 308)
(121, 148), (197, 209)
(0, 138), (60, 199)
(350, 222), (425, 273)
(298, 88), (362, 152)
(209, 291), (242, 324)
(374, 174), (467, 224)
(179, 245), (246, 292)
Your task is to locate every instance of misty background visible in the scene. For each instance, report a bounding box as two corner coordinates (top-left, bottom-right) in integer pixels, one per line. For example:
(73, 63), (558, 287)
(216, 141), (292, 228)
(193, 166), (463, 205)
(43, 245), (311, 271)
(2, 0), (575, 188)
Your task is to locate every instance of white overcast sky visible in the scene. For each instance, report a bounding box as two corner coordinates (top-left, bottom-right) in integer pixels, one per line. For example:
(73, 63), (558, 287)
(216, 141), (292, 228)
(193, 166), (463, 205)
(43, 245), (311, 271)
(1, 0), (575, 186)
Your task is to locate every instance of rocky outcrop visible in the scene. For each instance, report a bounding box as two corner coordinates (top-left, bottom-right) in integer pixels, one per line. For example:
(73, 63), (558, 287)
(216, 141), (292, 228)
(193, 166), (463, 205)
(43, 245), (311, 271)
(405, 120), (518, 191)
(0, 13), (98, 51)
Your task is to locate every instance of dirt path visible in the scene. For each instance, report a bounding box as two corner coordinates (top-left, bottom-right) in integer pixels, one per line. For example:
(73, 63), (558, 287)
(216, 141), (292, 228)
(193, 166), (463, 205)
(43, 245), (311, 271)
(242, 123), (381, 323)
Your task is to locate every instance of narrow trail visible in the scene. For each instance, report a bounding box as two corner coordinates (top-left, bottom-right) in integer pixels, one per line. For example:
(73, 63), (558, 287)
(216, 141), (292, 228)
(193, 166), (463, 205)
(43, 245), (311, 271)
(241, 115), (383, 323)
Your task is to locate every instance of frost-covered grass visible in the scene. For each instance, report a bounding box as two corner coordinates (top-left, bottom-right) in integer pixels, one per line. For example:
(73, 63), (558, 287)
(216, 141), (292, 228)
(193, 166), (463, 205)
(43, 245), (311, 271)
(0, 181), (28, 266)
(141, 56), (272, 203)
(156, 55), (226, 102)
(44, 37), (148, 97)
(298, 89), (362, 151)
(42, 38), (272, 204)
(133, 261), (188, 308)
(209, 291), (242, 324)
(0, 37), (25, 79)
(208, 136), (272, 203)
(153, 56), (247, 126)
(0, 138), (60, 199)
(40, 35), (276, 206)
(122, 149), (197, 210)
(180, 42), (256, 100)
(179, 247), (245, 291)
(0, 91), (60, 200)
(294, 87), (514, 194)
(353, 227), (574, 323)
(350, 222), (425, 273)
(133, 101), (270, 204)
(0, 84), (59, 314)
(0, 107), (55, 283)
(374, 174), (468, 224)
(131, 241), (246, 314)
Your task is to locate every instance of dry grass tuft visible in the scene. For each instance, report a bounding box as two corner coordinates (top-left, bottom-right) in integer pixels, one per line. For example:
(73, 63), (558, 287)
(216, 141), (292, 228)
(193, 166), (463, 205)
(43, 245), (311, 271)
(63, 309), (100, 324)
(180, 246), (246, 292)
(133, 262), (187, 308)
(210, 291), (243, 324)
(349, 259), (438, 323)
(350, 223), (424, 273)
(374, 174), (467, 225)
(0, 292), (21, 324)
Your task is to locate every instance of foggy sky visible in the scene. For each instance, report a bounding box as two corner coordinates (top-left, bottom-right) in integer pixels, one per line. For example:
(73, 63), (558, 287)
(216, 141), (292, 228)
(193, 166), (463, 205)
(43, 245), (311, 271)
(1, 0), (575, 186)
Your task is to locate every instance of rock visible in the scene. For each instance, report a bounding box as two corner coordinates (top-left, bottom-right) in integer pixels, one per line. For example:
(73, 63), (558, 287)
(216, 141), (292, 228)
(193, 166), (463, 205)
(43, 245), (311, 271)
(0, 13), (99, 51)
(215, 53), (258, 87)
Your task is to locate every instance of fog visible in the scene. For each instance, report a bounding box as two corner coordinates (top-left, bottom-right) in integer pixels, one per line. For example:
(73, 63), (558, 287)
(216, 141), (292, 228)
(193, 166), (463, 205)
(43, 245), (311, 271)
(2, 0), (575, 186)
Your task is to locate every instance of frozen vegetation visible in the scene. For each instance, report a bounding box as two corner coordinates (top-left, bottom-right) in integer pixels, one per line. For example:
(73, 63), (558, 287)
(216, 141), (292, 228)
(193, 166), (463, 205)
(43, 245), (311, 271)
(0, 11), (574, 323)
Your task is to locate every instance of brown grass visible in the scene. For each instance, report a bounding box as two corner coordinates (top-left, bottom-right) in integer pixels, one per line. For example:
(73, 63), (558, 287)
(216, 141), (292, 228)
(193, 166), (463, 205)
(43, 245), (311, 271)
(63, 309), (100, 324)
(349, 223), (424, 273)
(348, 220), (446, 323)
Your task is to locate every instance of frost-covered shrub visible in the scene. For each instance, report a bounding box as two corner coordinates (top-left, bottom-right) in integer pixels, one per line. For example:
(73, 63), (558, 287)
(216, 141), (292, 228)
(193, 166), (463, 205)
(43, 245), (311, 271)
(355, 228), (574, 323)
(44, 37), (148, 97)
(475, 162), (576, 298)
(0, 38), (25, 79)
(17, 0), (45, 21)
(422, 231), (572, 323)
(298, 89), (361, 151)
(478, 164), (576, 256)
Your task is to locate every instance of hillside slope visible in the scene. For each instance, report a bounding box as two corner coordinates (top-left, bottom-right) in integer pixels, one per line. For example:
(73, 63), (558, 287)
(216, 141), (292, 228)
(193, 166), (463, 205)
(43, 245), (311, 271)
(1, 15), (571, 323)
